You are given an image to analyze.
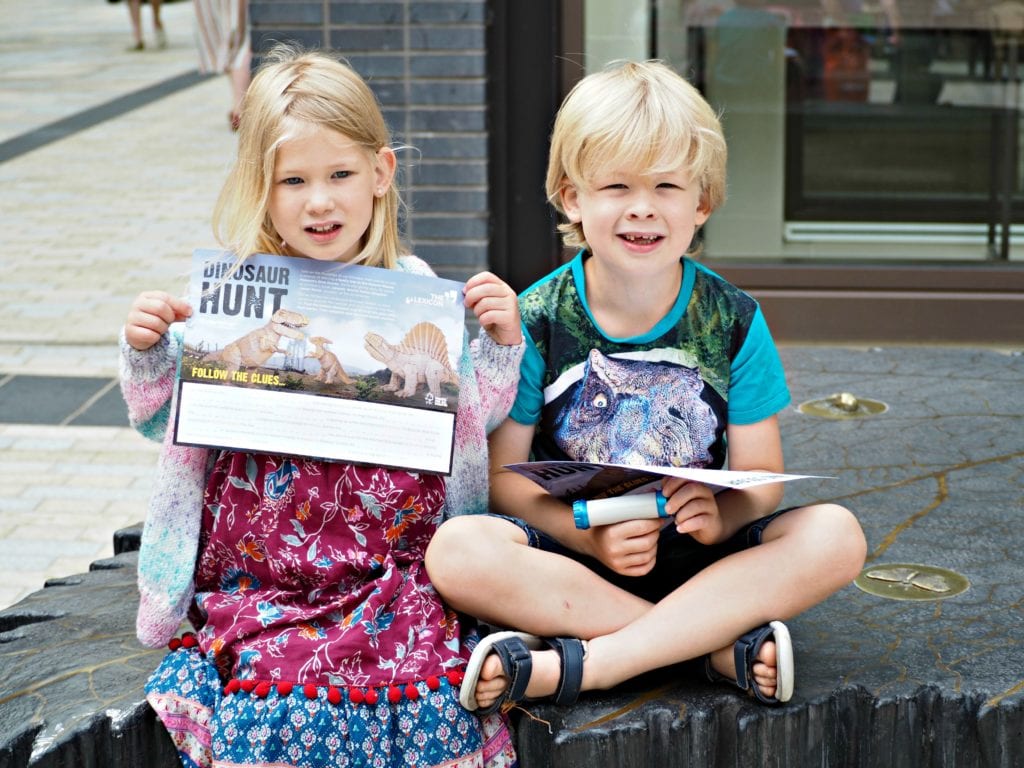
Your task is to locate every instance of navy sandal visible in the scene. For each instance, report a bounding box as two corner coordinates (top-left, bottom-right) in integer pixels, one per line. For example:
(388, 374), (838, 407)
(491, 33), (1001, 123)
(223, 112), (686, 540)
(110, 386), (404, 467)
(459, 630), (587, 715)
(705, 620), (794, 705)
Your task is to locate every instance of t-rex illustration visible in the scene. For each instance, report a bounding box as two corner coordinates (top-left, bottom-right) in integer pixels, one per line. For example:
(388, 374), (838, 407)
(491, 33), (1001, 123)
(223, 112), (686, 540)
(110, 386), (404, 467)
(306, 336), (353, 385)
(203, 308), (309, 375)
(363, 321), (458, 398)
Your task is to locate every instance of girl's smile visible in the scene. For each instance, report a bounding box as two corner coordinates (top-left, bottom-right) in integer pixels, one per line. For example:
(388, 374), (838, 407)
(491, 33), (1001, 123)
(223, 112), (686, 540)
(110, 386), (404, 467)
(268, 123), (395, 263)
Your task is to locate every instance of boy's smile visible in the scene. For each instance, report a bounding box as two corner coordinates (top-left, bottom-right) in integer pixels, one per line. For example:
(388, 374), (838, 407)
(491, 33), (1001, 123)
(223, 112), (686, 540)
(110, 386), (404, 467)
(561, 166), (709, 275)
(268, 123), (395, 263)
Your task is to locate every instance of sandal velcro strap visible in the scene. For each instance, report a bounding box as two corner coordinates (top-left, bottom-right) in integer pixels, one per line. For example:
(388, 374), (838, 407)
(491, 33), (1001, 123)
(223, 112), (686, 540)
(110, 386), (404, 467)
(706, 621), (794, 706)
(494, 635), (535, 706)
(546, 637), (586, 706)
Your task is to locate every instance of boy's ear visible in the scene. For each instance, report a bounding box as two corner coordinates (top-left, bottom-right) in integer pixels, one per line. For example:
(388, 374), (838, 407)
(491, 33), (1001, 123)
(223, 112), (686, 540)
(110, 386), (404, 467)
(695, 196), (712, 227)
(560, 182), (583, 223)
(374, 147), (397, 194)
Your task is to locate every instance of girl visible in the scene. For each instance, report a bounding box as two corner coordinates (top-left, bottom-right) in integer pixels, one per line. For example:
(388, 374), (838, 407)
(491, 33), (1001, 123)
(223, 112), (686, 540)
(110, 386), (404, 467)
(120, 46), (523, 768)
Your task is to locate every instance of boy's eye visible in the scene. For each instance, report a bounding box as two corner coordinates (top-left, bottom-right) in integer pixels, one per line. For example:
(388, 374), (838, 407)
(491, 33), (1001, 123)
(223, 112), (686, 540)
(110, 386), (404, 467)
(657, 182), (681, 189)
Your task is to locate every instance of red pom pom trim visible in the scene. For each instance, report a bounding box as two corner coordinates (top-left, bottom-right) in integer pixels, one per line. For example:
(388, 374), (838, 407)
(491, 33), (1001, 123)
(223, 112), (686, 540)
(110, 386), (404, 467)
(349, 687), (365, 704)
(327, 686), (342, 705)
(404, 683), (419, 700)
(180, 634), (198, 649)
(426, 675), (440, 691)
(387, 686), (402, 704)
(303, 683), (319, 700)
(240, 679), (257, 693)
(365, 688), (379, 705)
(254, 681), (272, 698)
(167, 638), (182, 651)
(276, 681), (294, 696)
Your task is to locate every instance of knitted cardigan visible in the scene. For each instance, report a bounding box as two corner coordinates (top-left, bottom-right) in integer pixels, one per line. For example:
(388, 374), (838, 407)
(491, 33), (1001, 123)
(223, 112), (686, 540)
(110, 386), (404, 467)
(120, 255), (524, 648)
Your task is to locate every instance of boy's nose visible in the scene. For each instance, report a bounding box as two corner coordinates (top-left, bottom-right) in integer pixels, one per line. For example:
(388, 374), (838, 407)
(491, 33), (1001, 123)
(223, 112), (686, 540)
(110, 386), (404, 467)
(626, 194), (656, 218)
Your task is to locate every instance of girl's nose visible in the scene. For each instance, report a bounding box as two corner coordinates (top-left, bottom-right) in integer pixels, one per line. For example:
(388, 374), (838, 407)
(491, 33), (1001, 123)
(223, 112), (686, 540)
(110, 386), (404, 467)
(307, 185), (334, 213)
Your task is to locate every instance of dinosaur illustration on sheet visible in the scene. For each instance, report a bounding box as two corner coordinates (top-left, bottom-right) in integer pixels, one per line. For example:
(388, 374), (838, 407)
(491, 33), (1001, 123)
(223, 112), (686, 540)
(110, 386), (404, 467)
(306, 336), (353, 385)
(363, 321), (457, 399)
(203, 308), (309, 375)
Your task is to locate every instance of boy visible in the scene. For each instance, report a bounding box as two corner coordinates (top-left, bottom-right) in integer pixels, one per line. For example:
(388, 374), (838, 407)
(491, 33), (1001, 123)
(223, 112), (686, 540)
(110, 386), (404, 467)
(425, 61), (866, 711)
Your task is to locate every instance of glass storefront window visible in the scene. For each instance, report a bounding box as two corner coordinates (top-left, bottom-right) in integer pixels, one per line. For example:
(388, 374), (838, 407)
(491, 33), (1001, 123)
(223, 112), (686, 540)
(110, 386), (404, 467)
(582, 0), (1022, 262)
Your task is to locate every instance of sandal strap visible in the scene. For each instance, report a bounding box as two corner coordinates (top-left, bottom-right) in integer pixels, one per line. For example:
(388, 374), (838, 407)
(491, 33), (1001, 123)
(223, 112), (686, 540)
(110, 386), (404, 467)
(493, 635), (535, 705)
(546, 637), (586, 706)
(733, 623), (776, 704)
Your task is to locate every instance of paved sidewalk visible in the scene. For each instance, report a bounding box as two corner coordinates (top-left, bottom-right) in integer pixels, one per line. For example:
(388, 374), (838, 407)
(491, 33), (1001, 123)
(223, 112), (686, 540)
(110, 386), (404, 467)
(0, 0), (237, 609)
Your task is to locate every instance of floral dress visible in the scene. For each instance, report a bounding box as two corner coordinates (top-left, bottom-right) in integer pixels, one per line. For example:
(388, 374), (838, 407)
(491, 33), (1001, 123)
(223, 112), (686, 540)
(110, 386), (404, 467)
(145, 451), (517, 768)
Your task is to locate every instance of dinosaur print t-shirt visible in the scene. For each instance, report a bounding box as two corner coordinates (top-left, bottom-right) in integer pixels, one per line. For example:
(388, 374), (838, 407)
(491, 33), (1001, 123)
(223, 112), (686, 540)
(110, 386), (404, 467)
(510, 252), (790, 469)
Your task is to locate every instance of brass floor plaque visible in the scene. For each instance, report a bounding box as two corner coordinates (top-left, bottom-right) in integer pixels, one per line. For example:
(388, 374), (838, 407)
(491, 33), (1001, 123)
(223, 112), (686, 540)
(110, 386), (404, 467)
(798, 392), (888, 420)
(854, 563), (970, 600)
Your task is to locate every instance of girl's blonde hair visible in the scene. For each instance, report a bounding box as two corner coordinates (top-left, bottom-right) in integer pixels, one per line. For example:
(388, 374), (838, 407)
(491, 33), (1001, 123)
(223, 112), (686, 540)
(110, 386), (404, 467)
(212, 44), (405, 269)
(545, 60), (728, 252)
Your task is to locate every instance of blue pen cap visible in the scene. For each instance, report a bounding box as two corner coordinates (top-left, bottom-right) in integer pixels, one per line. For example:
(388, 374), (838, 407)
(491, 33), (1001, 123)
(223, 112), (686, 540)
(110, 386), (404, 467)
(655, 490), (669, 518)
(572, 499), (590, 530)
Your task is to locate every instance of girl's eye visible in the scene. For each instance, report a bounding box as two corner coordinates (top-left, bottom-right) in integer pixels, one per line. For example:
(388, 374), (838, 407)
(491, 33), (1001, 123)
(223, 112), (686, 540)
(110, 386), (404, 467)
(281, 177), (303, 186)
(332, 170), (351, 179)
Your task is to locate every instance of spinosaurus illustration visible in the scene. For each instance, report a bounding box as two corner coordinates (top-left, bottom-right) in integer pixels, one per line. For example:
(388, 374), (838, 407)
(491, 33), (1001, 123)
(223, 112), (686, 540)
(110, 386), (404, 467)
(203, 308), (309, 375)
(306, 336), (353, 385)
(363, 321), (457, 399)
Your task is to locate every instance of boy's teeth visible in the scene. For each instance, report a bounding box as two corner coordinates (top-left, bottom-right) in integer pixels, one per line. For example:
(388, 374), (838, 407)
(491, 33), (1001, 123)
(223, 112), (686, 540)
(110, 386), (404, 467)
(624, 234), (657, 242)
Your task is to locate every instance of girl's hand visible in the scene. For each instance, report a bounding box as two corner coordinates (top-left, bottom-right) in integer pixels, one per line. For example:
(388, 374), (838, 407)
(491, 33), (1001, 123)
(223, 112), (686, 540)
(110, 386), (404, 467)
(464, 271), (522, 346)
(585, 517), (662, 576)
(125, 291), (192, 351)
(662, 477), (724, 545)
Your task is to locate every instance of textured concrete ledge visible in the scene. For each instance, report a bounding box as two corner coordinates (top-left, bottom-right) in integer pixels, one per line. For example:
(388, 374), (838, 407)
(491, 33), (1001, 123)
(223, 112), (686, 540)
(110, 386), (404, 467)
(0, 549), (177, 768)
(1, 348), (1021, 767)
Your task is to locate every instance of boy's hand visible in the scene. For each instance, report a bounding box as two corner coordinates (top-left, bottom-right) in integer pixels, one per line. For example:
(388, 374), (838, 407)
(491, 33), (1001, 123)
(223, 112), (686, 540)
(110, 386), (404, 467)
(125, 291), (192, 351)
(464, 271), (522, 346)
(585, 518), (662, 576)
(663, 478), (723, 545)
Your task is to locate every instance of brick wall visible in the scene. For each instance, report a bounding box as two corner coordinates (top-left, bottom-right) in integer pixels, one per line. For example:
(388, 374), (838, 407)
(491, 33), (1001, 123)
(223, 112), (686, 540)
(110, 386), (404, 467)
(249, 1), (490, 283)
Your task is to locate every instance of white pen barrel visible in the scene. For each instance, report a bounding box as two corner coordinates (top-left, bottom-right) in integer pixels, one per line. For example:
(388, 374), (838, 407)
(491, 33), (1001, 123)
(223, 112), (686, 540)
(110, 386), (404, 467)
(572, 492), (669, 529)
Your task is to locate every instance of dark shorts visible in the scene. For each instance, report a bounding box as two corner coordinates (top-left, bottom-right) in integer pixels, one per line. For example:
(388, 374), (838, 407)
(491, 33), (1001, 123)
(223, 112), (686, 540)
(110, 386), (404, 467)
(493, 507), (795, 604)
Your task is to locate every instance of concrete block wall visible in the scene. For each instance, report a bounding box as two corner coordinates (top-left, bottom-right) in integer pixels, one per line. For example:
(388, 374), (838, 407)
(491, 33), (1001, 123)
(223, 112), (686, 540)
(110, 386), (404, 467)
(249, 1), (491, 283)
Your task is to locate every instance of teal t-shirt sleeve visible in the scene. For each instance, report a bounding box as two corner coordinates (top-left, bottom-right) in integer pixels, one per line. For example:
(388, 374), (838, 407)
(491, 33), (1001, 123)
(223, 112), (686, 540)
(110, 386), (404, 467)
(727, 307), (791, 424)
(508, 331), (546, 425)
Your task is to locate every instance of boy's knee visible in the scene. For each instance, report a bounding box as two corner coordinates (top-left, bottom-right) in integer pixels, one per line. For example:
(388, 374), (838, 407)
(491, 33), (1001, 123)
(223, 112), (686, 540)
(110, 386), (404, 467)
(813, 503), (867, 577)
(425, 515), (493, 595)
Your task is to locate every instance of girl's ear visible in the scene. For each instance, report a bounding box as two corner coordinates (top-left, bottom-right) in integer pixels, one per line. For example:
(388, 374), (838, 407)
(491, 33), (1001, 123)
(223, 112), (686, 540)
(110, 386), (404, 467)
(374, 147), (397, 196)
(560, 181), (582, 223)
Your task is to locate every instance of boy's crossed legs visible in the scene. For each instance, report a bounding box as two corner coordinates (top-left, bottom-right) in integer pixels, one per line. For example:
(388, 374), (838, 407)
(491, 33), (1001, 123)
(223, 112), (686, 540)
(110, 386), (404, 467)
(425, 502), (866, 708)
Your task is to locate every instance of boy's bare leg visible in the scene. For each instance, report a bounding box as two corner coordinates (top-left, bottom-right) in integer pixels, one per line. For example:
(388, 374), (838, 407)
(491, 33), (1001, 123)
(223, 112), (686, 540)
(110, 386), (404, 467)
(428, 503), (865, 704)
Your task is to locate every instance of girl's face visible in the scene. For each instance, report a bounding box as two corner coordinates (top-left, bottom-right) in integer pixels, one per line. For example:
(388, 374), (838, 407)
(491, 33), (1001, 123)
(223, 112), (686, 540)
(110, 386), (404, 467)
(268, 125), (396, 263)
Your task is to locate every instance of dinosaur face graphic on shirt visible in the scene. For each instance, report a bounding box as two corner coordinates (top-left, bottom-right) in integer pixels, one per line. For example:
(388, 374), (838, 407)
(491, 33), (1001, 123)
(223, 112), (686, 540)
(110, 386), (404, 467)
(549, 348), (719, 467)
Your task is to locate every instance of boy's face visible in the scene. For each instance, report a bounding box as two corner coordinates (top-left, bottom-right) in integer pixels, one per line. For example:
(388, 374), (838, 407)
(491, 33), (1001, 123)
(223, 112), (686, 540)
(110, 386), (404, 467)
(561, 166), (710, 275)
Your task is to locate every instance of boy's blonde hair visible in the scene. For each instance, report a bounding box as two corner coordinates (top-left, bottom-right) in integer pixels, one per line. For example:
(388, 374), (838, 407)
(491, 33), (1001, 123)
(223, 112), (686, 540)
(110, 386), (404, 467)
(213, 45), (405, 269)
(546, 60), (727, 252)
